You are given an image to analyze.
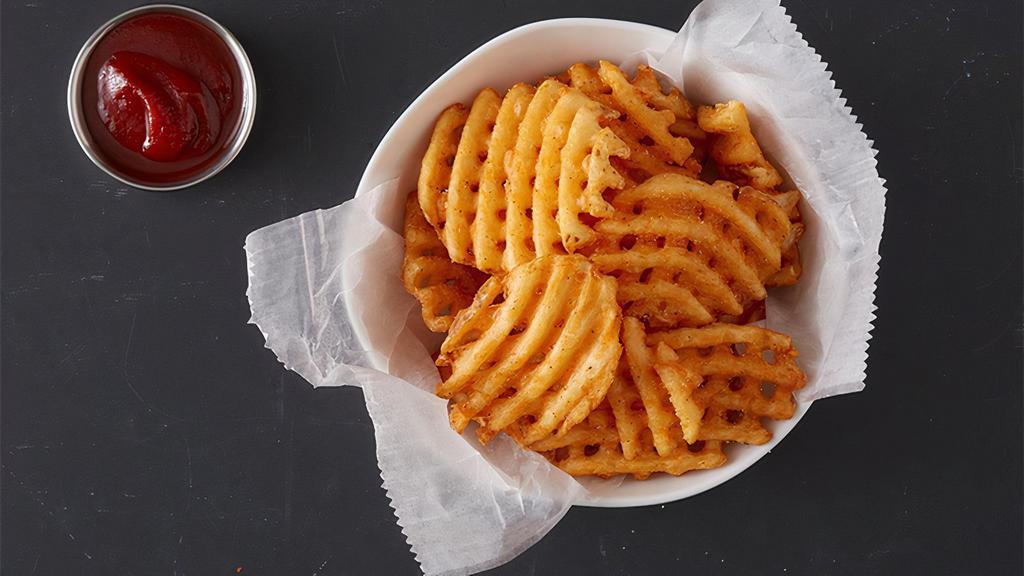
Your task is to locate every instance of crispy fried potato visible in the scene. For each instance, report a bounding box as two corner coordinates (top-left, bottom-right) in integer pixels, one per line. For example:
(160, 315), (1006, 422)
(443, 88), (502, 265)
(579, 173), (793, 328)
(418, 81), (633, 274)
(436, 255), (621, 445)
(473, 84), (536, 273)
(418, 104), (469, 228)
(617, 318), (807, 449)
(619, 317), (690, 455)
(533, 89), (612, 258)
(698, 100), (783, 191)
(402, 192), (489, 332)
(532, 402), (726, 479)
(697, 100), (805, 286)
(562, 62), (702, 181)
(505, 79), (565, 270)
(557, 104), (629, 252)
(764, 189), (804, 287)
(653, 343), (705, 445)
(598, 61), (694, 167)
(631, 65), (697, 122)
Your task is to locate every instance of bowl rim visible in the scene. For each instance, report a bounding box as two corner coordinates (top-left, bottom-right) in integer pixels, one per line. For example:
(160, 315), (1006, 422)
(66, 3), (257, 191)
(351, 17), (810, 508)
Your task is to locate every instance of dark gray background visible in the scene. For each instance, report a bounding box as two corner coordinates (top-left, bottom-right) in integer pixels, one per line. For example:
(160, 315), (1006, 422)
(2, 1), (1022, 574)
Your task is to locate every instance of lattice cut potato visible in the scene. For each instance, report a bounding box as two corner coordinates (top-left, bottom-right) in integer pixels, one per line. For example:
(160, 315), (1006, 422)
(531, 88), (619, 260)
(648, 321), (806, 444)
(697, 100), (782, 191)
(552, 100), (631, 254)
(472, 83), (536, 274)
(597, 61), (694, 167)
(580, 172), (794, 329)
(417, 102), (469, 229)
(405, 60), (813, 483)
(402, 192), (489, 332)
(502, 78), (565, 271)
(416, 82), (631, 275)
(435, 254), (622, 445)
(531, 399), (727, 480)
(560, 61), (705, 181)
(616, 317), (806, 457)
(697, 100), (805, 286)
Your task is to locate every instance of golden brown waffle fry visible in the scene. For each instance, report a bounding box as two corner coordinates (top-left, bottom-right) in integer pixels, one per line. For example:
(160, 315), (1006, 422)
(764, 189), (805, 287)
(631, 65), (697, 121)
(504, 79), (565, 270)
(436, 255), (621, 445)
(598, 61), (694, 167)
(698, 100), (783, 191)
(562, 62), (702, 181)
(697, 100), (805, 286)
(653, 343), (705, 444)
(402, 192), (489, 332)
(556, 103), (630, 252)
(643, 319), (806, 446)
(581, 173), (793, 328)
(533, 89), (611, 259)
(443, 88), (502, 264)
(417, 104), (469, 228)
(473, 83), (535, 274)
(418, 85), (539, 275)
(606, 315), (806, 455)
(532, 403), (727, 479)
(618, 317), (693, 455)
(418, 80), (634, 274)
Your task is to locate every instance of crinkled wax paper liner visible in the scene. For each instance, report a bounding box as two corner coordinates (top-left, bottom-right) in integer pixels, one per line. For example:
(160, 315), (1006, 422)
(245, 182), (583, 576)
(244, 1), (886, 574)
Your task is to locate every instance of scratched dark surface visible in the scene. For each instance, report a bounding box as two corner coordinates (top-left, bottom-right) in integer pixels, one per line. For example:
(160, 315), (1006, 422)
(2, 1), (1021, 574)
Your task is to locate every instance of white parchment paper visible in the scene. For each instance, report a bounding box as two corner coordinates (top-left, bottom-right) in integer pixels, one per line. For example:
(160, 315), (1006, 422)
(244, 1), (886, 574)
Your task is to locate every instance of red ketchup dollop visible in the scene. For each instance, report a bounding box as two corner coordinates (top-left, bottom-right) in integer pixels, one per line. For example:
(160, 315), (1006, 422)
(82, 13), (243, 185)
(97, 51), (220, 162)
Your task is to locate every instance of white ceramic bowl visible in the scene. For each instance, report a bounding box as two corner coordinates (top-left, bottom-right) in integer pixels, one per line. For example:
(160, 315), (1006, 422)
(353, 18), (809, 508)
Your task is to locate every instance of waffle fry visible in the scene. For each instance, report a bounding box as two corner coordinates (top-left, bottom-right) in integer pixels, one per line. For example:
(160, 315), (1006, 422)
(617, 317), (806, 450)
(407, 60), (811, 482)
(402, 192), (489, 332)
(473, 83), (536, 274)
(436, 255), (621, 445)
(562, 62), (702, 181)
(504, 79), (564, 270)
(618, 317), (690, 455)
(764, 187), (804, 287)
(417, 103), (468, 230)
(697, 100), (782, 191)
(533, 89), (612, 258)
(419, 80), (635, 274)
(440, 88), (502, 265)
(598, 61), (694, 167)
(532, 402), (727, 479)
(556, 104), (630, 252)
(698, 101), (805, 286)
(582, 172), (793, 328)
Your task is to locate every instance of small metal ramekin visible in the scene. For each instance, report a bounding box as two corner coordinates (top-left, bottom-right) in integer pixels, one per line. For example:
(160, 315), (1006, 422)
(67, 4), (257, 191)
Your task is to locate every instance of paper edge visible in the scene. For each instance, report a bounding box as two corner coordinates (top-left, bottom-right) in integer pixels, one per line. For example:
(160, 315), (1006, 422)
(766, 2), (887, 397)
(243, 219), (323, 385)
(377, 440), (575, 576)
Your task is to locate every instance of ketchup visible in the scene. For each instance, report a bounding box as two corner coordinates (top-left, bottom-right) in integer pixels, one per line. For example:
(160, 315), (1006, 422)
(82, 13), (243, 185)
(97, 52), (220, 162)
